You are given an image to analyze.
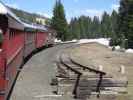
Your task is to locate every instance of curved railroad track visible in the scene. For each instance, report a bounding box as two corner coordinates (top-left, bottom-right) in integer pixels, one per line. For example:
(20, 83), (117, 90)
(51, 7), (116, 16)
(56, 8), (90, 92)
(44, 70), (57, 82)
(53, 43), (128, 99)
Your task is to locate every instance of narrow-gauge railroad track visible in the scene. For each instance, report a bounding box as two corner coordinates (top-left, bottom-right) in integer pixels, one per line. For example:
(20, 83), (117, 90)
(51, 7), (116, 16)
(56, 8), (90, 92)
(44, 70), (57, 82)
(9, 43), (129, 100)
(53, 44), (128, 100)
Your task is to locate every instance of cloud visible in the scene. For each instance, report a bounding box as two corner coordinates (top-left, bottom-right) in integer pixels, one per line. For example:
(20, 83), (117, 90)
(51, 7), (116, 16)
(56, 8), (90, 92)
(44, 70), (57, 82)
(66, 9), (105, 22)
(6, 3), (19, 9)
(73, 0), (79, 3)
(111, 4), (120, 11)
(86, 9), (103, 16)
(82, 9), (104, 19)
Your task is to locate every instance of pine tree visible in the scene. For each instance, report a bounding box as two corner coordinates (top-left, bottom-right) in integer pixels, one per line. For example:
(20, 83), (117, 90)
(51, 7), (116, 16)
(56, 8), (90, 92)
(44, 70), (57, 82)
(111, 10), (118, 36)
(92, 16), (100, 38)
(78, 16), (86, 38)
(73, 18), (81, 39)
(86, 16), (92, 38)
(118, 0), (133, 48)
(51, 0), (68, 41)
(109, 10), (119, 46)
(101, 12), (112, 38)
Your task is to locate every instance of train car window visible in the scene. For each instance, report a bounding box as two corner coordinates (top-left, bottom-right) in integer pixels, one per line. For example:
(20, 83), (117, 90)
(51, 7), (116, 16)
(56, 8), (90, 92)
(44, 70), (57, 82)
(11, 31), (13, 39)
(12, 31), (14, 38)
(9, 30), (12, 40)
(0, 29), (3, 48)
(14, 32), (15, 38)
(14, 30), (16, 37)
(9, 29), (14, 40)
(14, 31), (15, 37)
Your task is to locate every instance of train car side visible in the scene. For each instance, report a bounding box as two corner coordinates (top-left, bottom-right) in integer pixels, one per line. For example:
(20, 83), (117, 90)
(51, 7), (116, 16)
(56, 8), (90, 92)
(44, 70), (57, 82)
(0, 51), (6, 100)
(36, 31), (48, 48)
(0, 14), (25, 99)
(5, 29), (24, 99)
(24, 31), (36, 58)
(0, 2), (56, 100)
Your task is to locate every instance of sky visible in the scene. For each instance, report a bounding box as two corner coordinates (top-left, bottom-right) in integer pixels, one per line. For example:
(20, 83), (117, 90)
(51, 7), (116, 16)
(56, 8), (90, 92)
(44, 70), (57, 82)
(2, 0), (120, 22)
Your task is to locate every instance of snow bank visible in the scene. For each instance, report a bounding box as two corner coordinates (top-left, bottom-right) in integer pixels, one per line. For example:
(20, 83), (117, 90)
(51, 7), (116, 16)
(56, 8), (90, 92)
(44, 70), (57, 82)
(62, 39), (78, 43)
(75, 38), (133, 54)
(125, 49), (133, 53)
(54, 38), (109, 45)
(54, 38), (78, 44)
(77, 38), (110, 46)
(54, 38), (133, 54)
(54, 38), (62, 43)
(115, 46), (121, 50)
(72, 39), (78, 42)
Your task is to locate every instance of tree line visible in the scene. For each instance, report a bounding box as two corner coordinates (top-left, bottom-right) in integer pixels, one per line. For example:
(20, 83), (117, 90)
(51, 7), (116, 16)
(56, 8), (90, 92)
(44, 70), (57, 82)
(117, 0), (133, 49)
(7, 0), (133, 49)
(68, 11), (118, 40)
(51, 0), (118, 41)
(51, 0), (133, 49)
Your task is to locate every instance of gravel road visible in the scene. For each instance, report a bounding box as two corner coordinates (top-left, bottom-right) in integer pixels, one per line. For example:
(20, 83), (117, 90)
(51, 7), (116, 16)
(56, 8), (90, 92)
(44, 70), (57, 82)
(10, 43), (75, 100)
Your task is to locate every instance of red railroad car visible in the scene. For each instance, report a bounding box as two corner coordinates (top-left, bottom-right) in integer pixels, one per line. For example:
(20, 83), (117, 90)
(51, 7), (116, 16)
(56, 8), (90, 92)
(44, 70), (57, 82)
(0, 2), (56, 100)
(0, 51), (6, 100)
(0, 2), (25, 99)
(5, 29), (24, 99)
(36, 29), (48, 48)
(23, 26), (36, 58)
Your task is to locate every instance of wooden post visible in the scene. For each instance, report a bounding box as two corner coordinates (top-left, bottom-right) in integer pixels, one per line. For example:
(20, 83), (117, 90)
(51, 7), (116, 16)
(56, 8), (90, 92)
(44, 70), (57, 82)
(99, 65), (103, 71)
(120, 65), (125, 74)
(73, 74), (81, 98)
(96, 73), (103, 98)
(56, 80), (59, 95)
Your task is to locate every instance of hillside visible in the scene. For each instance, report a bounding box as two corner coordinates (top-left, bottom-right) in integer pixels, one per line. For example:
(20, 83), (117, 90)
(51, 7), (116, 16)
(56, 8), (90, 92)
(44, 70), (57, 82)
(8, 7), (49, 25)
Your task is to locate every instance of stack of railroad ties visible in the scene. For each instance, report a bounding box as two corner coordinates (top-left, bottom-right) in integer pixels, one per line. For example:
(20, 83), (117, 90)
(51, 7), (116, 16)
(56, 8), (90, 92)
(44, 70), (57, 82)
(51, 47), (128, 100)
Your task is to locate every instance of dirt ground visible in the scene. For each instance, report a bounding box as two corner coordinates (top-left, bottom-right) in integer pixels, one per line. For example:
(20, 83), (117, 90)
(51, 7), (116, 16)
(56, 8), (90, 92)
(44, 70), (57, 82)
(70, 42), (133, 99)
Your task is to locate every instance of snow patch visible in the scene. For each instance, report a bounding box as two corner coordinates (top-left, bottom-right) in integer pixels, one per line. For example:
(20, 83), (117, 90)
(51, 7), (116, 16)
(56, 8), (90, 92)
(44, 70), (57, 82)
(125, 49), (133, 53)
(115, 46), (120, 50)
(54, 38), (133, 54)
(54, 38), (62, 43)
(75, 38), (133, 54)
(61, 40), (78, 44)
(54, 39), (78, 44)
(77, 38), (110, 46)
(72, 39), (78, 42)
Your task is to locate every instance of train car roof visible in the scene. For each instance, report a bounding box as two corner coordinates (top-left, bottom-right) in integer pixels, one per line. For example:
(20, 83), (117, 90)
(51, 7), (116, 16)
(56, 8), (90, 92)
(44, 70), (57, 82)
(24, 23), (48, 32)
(0, 2), (47, 32)
(35, 24), (47, 32)
(0, 2), (25, 30)
(23, 23), (36, 32)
